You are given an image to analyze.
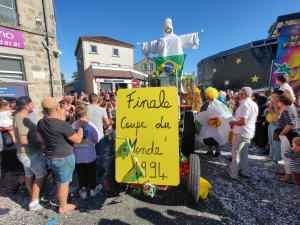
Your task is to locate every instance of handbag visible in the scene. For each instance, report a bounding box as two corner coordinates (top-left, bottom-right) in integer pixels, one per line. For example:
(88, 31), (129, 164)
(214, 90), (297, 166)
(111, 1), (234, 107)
(273, 129), (280, 142)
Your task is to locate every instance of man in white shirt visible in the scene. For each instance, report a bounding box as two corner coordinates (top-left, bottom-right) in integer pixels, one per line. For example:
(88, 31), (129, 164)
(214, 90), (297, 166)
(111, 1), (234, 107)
(222, 87), (258, 182)
(276, 75), (295, 102)
(87, 94), (110, 177)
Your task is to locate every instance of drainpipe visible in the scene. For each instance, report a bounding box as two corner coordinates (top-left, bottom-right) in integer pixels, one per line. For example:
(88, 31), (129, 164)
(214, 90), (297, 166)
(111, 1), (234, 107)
(42, 0), (55, 97)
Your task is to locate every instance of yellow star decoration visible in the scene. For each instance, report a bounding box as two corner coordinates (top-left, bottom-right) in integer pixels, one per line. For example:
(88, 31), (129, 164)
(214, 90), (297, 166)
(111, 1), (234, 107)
(251, 75), (259, 82)
(236, 57), (242, 65)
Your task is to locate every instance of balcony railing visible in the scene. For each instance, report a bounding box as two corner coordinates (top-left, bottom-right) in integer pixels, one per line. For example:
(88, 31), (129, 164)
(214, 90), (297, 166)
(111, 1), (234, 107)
(0, 5), (18, 25)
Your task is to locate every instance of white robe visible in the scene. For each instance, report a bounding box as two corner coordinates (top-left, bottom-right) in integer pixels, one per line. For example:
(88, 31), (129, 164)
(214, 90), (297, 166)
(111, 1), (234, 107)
(196, 100), (233, 146)
(142, 33), (199, 57)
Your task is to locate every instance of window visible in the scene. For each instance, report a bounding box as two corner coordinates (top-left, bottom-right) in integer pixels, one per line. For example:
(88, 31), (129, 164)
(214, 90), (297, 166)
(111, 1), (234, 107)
(0, 0), (18, 25)
(91, 45), (97, 53)
(113, 48), (119, 56)
(0, 55), (27, 98)
(149, 63), (154, 70)
(142, 64), (147, 71)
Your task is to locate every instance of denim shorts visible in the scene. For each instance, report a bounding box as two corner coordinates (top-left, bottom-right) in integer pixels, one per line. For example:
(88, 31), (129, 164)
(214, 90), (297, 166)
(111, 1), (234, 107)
(46, 153), (75, 184)
(18, 152), (48, 179)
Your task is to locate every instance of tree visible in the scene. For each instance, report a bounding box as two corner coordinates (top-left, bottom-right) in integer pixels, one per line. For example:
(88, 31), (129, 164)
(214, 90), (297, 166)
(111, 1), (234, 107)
(61, 72), (66, 86)
(72, 71), (78, 81)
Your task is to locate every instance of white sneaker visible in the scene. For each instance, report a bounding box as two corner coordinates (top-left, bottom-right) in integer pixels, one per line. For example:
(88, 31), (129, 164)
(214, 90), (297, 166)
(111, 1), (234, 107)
(90, 184), (103, 197)
(79, 187), (87, 199)
(264, 162), (278, 167)
(261, 157), (272, 162)
(29, 203), (43, 211)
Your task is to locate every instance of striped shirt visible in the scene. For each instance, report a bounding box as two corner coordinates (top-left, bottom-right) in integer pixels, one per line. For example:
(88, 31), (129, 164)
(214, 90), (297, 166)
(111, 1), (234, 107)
(285, 150), (300, 174)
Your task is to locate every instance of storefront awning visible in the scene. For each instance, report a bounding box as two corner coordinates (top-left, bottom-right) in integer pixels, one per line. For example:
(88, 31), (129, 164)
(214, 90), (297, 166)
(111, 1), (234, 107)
(91, 65), (148, 80)
(93, 68), (132, 78)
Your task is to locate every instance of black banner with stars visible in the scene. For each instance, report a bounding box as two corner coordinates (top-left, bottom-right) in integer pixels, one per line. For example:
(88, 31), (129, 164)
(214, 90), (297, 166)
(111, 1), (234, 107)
(197, 45), (274, 91)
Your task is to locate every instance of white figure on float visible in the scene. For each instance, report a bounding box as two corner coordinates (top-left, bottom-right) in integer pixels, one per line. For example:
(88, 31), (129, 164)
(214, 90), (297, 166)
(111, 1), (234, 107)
(141, 18), (201, 58)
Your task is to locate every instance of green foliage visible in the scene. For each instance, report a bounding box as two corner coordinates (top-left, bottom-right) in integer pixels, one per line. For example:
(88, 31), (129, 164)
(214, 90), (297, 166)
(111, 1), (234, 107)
(72, 71), (78, 81)
(61, 72), (66, 86)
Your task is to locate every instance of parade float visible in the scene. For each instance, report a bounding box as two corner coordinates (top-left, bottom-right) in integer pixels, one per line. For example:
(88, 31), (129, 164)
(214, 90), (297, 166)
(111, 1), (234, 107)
(105, 18), (211, 202)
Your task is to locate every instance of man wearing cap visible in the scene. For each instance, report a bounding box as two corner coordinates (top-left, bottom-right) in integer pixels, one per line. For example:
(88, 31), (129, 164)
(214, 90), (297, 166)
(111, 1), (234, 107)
(13, 96), (47, 211)
(37, 97), (86, 214)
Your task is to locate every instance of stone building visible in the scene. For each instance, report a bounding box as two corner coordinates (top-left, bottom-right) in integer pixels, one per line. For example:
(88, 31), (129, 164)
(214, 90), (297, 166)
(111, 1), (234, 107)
(0, 0), (62, 118)
(134, 57), (156, 76)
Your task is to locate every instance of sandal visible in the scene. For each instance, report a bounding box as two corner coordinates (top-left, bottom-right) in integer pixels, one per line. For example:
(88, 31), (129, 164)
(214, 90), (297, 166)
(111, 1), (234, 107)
(273, 176), (293, 184)
(273, 170), (285, 175)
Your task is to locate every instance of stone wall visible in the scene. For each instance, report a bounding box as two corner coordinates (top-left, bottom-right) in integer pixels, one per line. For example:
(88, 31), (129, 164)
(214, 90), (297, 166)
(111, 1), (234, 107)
(0, 0), (62, 118)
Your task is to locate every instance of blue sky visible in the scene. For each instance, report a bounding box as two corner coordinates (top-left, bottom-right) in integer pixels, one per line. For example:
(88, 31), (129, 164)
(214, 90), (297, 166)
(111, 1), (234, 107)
(54, 0), (300, 82)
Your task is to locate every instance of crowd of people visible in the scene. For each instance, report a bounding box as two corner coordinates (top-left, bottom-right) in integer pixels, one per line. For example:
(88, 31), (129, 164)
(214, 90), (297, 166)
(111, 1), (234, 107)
(199, 75), (300, 186)
(1, 76), (300, 214)
(0, 89), (117, 213)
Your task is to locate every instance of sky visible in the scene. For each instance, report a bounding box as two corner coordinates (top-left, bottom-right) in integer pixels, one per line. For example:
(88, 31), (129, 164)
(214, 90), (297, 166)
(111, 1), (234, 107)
(53, 0), (300, 82)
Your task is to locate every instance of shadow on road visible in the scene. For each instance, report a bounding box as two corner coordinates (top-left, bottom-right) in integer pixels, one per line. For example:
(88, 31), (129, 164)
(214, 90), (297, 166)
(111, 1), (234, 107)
(134, 207), (229, 224)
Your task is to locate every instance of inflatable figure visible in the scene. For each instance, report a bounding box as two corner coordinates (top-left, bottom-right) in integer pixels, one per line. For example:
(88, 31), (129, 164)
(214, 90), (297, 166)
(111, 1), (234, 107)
(196, 88), (234, 146)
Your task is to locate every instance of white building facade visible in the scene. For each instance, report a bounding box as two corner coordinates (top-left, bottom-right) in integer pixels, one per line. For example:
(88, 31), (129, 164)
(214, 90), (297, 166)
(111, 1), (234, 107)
(75, 36), (147, 94)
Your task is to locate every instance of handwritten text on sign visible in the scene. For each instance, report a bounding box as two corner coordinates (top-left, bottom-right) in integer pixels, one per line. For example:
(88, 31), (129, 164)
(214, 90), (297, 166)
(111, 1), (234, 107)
(115, 87), (179, 186)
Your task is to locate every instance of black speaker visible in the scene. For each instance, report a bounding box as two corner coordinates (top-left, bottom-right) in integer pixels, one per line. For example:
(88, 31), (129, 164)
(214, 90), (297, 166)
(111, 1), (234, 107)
(181, 111), (195, 157)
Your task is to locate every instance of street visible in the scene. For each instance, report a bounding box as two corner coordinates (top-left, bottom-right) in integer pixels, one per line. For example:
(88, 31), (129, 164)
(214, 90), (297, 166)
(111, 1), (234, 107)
(1, 143), (300, 225)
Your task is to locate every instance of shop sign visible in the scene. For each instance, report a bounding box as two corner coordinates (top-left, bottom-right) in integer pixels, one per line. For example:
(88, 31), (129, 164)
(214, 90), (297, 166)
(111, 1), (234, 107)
(0, 27), (24, 49)
(96, 78), (131, 83)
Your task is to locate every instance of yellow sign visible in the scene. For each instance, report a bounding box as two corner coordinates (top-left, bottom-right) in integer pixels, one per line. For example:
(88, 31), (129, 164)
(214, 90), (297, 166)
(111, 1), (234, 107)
(115, 87), (179, 186)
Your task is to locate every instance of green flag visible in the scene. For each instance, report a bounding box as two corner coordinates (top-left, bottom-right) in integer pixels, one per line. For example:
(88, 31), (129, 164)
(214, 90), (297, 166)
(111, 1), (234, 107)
(131, 185), (143, 195)
(131, 165), (144, 182)
(147, 185), (160, 197)
(180, 153), (187, 164)
(117, 140), (132, 160)
(195, 120), (202, 135)
(153, 54), (186, 76)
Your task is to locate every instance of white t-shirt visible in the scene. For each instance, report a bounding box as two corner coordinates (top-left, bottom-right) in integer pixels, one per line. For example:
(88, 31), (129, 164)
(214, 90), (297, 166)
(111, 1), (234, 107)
(280, 83), (295, 102)
(233, 98), (258, 139)
(0, 110), (12, 127)
(87, 104), (108, 136)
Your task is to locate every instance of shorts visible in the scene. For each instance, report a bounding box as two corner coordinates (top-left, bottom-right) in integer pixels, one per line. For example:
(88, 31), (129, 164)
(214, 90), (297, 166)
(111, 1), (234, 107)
(46, 153), (75, 184)
(18, 152), (48, 179)
(294, 174), (300, 188)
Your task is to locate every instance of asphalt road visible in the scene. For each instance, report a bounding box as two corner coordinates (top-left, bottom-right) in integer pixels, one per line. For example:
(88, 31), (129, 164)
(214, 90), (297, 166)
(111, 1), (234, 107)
(1, 143), (300, 225)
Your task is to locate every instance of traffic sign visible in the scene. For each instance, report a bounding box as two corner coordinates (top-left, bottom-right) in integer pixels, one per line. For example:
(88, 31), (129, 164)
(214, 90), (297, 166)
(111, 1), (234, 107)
(132, 78), (138, 88)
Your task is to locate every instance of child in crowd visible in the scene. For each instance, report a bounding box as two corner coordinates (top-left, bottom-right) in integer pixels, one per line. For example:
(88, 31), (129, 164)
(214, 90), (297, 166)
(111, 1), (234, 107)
(285, 137), (300, 204)
(285, 137), (300, 188)
(71, 105), (102, 199)
(108, 118), (116, 156)
(0, 99), (15, 143)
